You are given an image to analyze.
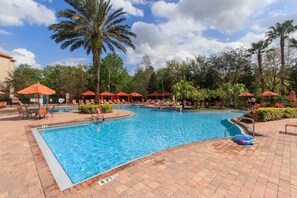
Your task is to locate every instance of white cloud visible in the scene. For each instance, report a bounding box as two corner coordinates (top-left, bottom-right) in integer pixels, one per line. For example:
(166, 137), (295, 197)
(110, 0), (144, 17)
(124, 0), (297, 70)
(0, 29), (10, 35)
(11, 48), (41, 68)
(0, 0), (56, 26)
(152, 0), (277, 33)
(52, 58), (89, 66)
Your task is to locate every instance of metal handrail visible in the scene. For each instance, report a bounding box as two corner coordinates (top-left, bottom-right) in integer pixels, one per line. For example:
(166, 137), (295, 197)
(224, 116), (255, 138)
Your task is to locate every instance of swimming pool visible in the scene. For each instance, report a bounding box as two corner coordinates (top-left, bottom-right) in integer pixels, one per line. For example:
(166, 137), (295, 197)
(37, 106), (244, 188)
(53, 107), (77, 112)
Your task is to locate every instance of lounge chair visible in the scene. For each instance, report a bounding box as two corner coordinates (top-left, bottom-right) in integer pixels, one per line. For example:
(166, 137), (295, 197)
(122, 99), (126, 103)
(72, 99), (78, 105)
(0, 102), (6, 108)
(285, 123), (297, 133)
(79, 100), (84, 105)
(103, 99), (107, 104)
(85, 100), (91, 104)
(117, 99), (121, 104)
(90, 99), (95, 104)
(114, 99), (118, 104)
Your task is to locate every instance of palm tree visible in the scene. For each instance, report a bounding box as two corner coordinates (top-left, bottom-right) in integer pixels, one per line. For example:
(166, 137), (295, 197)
(172, 80), (196, 108)
(247, 40), (268, 104)
(49, 0), (136, 103)
(265, 19), (297, 104)
(289, 38), (297, 48)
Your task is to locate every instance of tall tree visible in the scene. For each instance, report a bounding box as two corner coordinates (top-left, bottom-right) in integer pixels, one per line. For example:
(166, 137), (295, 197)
(265, 19), (297, 104)
(247, 40), (268, 103)
(49, 0), (136, 103)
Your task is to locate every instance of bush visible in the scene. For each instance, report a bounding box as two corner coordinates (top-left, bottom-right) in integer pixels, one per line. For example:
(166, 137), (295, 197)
(78, 104), (113, 114)
(253, 107), (297, 122)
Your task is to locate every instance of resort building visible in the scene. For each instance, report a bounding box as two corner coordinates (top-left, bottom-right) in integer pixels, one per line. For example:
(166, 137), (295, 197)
(0, 52), (16, 95)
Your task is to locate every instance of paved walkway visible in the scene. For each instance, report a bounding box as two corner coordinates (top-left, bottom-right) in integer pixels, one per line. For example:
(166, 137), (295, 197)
(0, 107), (297, 197)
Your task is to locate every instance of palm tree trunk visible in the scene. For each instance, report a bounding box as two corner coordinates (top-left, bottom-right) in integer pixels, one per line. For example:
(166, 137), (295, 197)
(280, 34), (285, 105)
(258, 50), (265, 104)
(93, 48), (101, 104)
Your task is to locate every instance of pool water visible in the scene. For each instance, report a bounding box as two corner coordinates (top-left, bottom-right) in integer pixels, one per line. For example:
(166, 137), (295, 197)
(53, 107), (77, 112)
(39, 106), (243, 184)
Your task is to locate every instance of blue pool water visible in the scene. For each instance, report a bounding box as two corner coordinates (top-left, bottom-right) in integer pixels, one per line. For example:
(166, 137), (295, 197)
(53, 107), (77, 112)
(39, 106), (243, 184)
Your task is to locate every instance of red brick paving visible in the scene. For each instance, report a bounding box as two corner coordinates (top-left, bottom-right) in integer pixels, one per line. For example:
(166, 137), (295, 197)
(1, 107), (297, 197)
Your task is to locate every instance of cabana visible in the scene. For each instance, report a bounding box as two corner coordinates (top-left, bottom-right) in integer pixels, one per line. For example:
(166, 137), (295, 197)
(148, 92), (162, 99)
(81, 91), (95, 99)
(130, 92), (142, 102)
(100, 91), (115, 102)
(115, 92), (130, 103)
(162, 92), (172, 99)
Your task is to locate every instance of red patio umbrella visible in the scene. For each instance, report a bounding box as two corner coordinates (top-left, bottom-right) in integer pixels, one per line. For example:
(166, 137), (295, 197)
(130, 92), (142, 97)
(258, 91), (279, 97)
(239, 92), (254, 97)
(148, 92), (162, 97)
(81, 91), (95, 96)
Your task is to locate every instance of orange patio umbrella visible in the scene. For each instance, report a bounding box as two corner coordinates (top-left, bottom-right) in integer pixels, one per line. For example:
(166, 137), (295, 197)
(0, 91), (5, 95)
(288, 91), (296, 101)
(17, 83), (56, 95)
(17, 83), (56, 106)
(258, 91), (279, 97)
(239, 92), (254, 97)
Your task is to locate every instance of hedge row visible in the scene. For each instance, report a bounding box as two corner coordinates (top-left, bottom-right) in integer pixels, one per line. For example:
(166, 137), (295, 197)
(78, 104), (112, 114)
(254, 108), (297, 122)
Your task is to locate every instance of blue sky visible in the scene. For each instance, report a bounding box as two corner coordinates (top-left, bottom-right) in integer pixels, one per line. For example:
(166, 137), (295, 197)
(0, 0), (296, 72)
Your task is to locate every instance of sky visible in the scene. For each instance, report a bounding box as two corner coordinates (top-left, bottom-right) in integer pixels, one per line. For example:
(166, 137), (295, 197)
(0, 0), (297, 72)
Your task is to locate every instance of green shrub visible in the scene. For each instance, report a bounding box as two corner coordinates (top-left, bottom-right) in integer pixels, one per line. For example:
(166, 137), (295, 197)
(255, 107), (297, 122)
(78, 104), (112, 114)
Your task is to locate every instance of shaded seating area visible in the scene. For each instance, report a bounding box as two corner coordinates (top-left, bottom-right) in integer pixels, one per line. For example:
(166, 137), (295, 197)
(130, 92), (142, 102)
(100, 91), (115, 103)
(115, 92), (130, 103)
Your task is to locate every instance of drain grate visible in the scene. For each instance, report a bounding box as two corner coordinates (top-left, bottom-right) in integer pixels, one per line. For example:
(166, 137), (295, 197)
(98, 173), (119, 186)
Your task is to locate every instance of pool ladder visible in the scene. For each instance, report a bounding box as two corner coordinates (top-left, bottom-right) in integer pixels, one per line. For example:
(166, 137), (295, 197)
(224, 117), (255, 138)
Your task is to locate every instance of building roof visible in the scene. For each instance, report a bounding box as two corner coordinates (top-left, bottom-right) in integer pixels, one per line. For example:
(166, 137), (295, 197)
(0, 52), (16, 62)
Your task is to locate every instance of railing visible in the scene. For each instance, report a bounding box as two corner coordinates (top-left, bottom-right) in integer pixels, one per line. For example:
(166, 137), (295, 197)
(224, 117), (255, 138)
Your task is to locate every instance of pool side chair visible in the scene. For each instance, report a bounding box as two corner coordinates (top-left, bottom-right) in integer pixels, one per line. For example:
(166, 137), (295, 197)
(114, 99), (118, 104)
(79, 100), (84, 105)
(103, 99), (107, 104)
(90, 99), (95, 104)
(17, 107), (28, 119)
(48, 106), (55, 117)
(0, 102), (6, 108)
(285, 123), (297, 133)
(85, 100), (91, 104)
(24, 105), (35, 119)
(38, 107), (48, 119)
(72, 99), (78, 105)
(117, 99), (121, 104)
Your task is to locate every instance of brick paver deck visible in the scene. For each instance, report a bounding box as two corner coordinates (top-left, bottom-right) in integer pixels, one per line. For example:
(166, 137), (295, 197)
(1, 107), (297, 197)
